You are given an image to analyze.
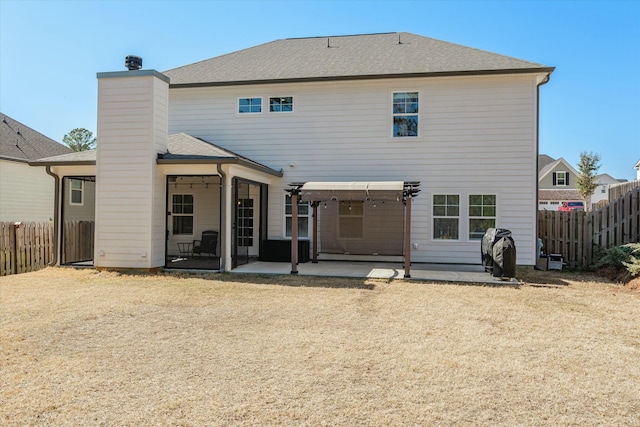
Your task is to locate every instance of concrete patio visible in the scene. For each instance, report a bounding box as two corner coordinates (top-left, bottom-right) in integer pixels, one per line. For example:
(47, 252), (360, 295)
(231, 261), (520, 285)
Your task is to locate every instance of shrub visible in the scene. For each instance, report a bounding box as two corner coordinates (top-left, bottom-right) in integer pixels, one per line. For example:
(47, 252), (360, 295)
(595, 243), (640, 277)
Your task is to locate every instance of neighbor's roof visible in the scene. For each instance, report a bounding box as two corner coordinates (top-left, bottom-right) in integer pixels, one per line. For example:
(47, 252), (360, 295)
(538, 154), (556, 172)
(164, 32), (554, 87)
(538, 189), (582, 201)
(0, 113), (72, 162)
(31, 133), (283, 177)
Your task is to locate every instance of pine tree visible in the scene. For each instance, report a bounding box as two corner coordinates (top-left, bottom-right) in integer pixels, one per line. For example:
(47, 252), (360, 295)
(63, 128), (96, 152)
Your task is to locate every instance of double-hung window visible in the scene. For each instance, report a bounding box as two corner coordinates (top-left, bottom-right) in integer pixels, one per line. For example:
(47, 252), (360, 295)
(392, 92), (419, 137)
(238, 97), (262, 113)
(285, 195), (309, 238)
(172, 194), (194, 235)
(269, 96), (293, 112)
(69, 179), (84, 205)
(553, 171), (569, 186)
(433, 194), (459, 240)
(469, 195), (496, 240)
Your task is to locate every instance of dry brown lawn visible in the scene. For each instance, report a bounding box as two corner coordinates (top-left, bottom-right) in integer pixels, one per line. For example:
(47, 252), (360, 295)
(1, 267), (639, 426)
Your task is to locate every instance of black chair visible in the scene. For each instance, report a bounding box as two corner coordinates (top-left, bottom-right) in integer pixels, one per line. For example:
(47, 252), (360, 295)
(193, 230), (218, 257)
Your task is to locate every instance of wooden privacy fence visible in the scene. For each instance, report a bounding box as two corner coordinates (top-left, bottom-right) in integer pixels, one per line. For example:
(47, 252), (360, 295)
(0, 222), (54, 276)
(0, 220), (95, 276)
(62, 220), (95, 264)
(538, 187), (640, 268)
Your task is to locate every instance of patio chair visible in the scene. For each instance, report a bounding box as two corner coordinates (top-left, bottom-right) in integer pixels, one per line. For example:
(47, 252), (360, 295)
(193, 230), (218, 258)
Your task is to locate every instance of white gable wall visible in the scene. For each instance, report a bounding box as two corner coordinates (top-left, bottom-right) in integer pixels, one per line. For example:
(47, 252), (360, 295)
(169, 74), (542, 265)
(0, 159), (55, 222)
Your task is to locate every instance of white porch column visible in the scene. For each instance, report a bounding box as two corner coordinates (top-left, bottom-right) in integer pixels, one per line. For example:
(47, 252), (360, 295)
(222, 168), (234, 271)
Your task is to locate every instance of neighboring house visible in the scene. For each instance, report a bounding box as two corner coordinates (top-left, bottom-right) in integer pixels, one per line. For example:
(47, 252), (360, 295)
(591, 173), (623, 206)
(538, 155), (582, 211)
(635, 159), (640, 180)
(31, 32), (554, 271)
(0, 113), (72, 222)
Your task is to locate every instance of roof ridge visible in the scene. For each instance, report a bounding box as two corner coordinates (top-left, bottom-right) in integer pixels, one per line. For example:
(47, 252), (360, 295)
(285, 32), (398, 40)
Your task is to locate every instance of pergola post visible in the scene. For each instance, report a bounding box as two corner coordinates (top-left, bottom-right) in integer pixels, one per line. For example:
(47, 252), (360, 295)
(312, 201), (318, 263)
(291, 191), (299, 274)
(404, 195), (412, 278)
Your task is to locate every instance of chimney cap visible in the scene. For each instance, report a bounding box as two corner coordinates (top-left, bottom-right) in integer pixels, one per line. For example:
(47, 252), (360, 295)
(125, 55), (142, 71)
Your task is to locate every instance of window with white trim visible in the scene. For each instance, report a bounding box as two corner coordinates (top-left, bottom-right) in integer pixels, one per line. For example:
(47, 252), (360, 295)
(269, 96), (293, 112)
(553, 171), (569, 186)
(69, 179), (84, 206)
(285, 194), (309, 238)
(433, 194), (459, 240)
(392, 92), (419, 137)
(172, 194), (194, 235)
(238, 97), (262, 113)
(469, 194), (496, 240)
(338, 201), (364, 239)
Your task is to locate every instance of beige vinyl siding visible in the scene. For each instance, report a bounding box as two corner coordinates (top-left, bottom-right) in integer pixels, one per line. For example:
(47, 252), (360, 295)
(169, 74), (541, 264)
(95, 73), (168, 269)
(63, 179), (96, 221)
(0, 159), (55, 222)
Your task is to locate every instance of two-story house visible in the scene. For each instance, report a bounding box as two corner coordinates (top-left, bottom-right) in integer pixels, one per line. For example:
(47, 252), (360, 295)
(538, 155), (582, 210)
(31, 32), (554, 272)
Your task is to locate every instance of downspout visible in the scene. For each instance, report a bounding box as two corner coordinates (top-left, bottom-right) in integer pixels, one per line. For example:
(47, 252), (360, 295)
(216, 164), (226, 272)
(45, 166), (60, 266)
(535, 73), (552, 263)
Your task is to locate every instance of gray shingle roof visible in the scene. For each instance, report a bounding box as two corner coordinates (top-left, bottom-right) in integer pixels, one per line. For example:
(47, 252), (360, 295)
(538, 189), (581, 201)
(538, 154), (556, 172)
(0, 113), (72, 162)
(164, 32), (553, 87)
(31, 133), (282, 177)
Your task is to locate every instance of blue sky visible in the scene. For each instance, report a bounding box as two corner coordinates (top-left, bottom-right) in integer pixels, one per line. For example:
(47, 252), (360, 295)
(1, 0), (638, 180)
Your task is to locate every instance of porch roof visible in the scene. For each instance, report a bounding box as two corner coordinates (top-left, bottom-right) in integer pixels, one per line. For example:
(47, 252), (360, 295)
(29, 133), (283, 177)
(157, 133), (283, 177)
(298, 181), (406, 202)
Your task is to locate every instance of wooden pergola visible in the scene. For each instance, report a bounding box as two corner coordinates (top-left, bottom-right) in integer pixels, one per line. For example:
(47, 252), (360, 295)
(286, 181), (420, 278)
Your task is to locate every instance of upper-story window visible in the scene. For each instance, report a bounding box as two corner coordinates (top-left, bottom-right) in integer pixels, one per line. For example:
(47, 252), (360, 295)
(392, 92), (419, 138)
(553, 171), (569, 186)
(269, 97), (293, 112)
(238, 97), (262, 113)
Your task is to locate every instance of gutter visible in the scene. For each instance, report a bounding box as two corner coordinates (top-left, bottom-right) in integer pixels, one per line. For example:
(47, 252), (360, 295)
(216, 164), (226, 273)
(45, 166), (60, 266)
(169, 67), (558, 89)
(535, 72), (552, 261)
(157, 156), (283, 178)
